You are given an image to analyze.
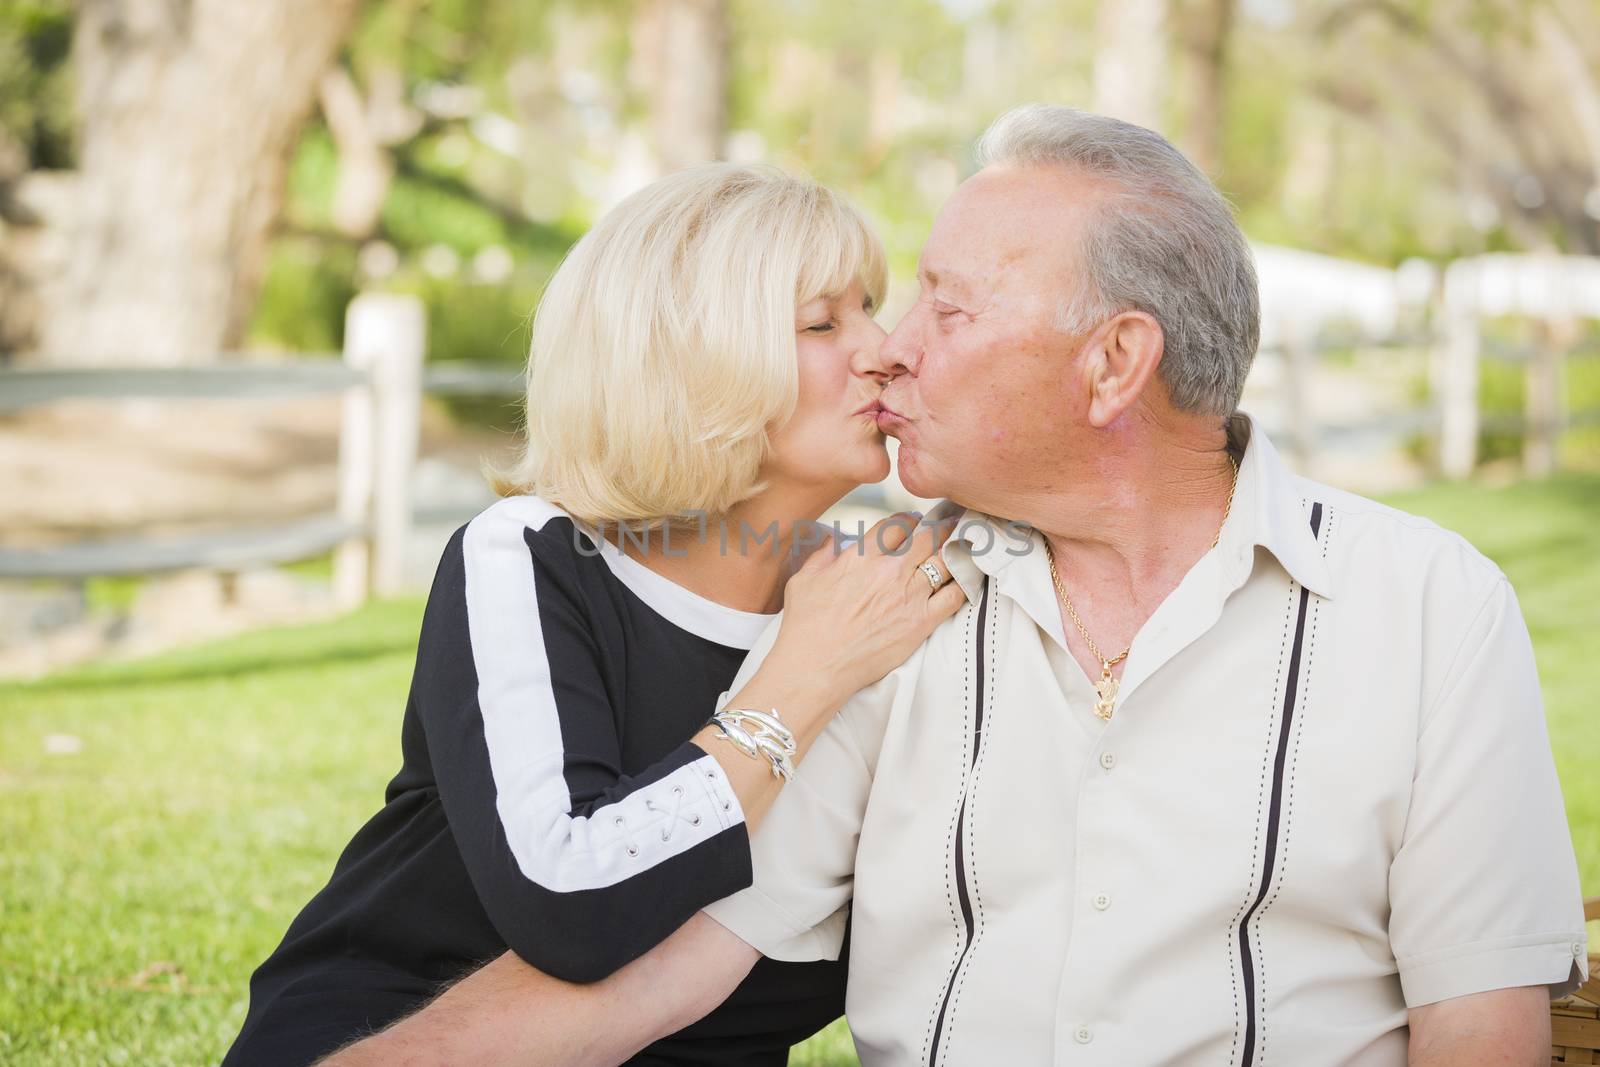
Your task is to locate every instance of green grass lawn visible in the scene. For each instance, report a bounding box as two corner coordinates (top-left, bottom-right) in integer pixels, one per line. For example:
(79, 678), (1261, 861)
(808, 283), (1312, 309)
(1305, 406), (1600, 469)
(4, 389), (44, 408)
(2, 475), (1597, 1066)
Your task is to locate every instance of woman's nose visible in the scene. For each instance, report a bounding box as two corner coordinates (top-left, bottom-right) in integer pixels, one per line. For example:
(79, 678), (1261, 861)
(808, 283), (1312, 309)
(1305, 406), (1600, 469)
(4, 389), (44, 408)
(849, 318), (894, 384)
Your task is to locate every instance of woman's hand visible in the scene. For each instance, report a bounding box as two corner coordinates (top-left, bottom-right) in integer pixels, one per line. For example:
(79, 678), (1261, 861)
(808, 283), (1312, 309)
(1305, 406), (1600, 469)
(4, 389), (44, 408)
(693, 510), (965, 834)
(761, 510), (965, 722)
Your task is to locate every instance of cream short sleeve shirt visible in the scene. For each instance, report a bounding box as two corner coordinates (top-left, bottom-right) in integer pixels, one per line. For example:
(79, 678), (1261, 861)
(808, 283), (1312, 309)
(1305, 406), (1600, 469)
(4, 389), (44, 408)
(704, 415), (1588, 1067)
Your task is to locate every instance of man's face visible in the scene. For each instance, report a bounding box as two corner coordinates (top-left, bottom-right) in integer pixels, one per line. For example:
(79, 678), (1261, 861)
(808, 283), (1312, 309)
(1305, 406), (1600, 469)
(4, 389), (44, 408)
(873, 165), (1106, 509)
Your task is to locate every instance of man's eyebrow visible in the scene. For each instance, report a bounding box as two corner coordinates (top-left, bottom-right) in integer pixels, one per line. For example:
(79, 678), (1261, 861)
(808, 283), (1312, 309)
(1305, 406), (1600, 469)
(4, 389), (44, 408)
(918, 265), (972, 294)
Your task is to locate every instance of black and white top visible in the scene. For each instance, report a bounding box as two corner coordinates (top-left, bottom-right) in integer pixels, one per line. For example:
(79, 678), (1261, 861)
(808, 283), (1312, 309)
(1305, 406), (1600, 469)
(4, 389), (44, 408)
(225, 495), (846, 1067)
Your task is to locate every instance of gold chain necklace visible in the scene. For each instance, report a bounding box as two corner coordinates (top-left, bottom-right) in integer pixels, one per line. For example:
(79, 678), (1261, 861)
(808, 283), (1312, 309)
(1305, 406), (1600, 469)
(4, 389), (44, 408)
(1045, 454), (1239, 721)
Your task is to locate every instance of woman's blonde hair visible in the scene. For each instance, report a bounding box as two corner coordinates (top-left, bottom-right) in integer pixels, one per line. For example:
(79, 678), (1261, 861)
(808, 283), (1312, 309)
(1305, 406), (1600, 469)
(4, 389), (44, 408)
(487, 163), (887, 529)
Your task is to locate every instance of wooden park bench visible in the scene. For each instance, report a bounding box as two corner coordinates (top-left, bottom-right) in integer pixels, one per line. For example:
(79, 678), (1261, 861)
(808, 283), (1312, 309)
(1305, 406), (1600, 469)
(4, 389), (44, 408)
(1552, 896), (1600, 1063)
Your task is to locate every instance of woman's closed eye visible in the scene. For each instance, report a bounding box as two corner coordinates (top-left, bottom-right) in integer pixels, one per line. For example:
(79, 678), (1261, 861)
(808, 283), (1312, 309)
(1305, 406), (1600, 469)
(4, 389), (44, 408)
(804, 320), (836, 333)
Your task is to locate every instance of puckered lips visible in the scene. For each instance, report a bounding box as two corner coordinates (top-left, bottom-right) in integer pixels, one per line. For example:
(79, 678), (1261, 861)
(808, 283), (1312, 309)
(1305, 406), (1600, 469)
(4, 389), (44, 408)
(871, 399), (906, 431)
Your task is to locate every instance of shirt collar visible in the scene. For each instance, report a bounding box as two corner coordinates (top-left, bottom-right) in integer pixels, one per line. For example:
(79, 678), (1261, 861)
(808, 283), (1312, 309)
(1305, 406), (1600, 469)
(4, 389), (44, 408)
(1219, 412), (1336, 599)
(926, 410), (1334, 610)
(927, 498), (996, 609)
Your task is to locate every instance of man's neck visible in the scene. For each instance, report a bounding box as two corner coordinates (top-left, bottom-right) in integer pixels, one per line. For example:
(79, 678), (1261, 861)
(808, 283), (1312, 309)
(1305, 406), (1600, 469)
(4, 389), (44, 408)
(996, 406), (1239, 676)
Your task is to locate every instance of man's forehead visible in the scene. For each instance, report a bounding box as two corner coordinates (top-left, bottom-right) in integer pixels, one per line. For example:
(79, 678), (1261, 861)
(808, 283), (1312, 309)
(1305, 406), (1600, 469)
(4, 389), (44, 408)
(921, 165), (1096, 281)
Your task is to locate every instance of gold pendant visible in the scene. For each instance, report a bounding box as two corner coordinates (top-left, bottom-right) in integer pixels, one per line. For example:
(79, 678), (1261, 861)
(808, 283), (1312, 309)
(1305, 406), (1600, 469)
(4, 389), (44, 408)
(1093, 669), (1118, 721)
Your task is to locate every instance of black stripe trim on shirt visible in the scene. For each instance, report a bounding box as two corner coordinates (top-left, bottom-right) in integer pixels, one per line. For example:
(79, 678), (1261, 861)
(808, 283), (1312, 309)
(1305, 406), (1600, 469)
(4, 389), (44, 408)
(927, 578), (990, 1067)
(1237, 501), (1323, 1067)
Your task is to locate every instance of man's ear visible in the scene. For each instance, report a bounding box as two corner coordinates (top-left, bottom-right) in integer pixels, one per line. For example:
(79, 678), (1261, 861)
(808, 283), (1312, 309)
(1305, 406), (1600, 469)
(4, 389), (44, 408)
(1085, 311), (1164, 428)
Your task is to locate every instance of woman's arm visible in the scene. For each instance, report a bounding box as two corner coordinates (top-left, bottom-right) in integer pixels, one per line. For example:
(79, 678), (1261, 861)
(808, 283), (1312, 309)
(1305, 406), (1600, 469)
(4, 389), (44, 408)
(416, 505), (959, 984)
(417, 514), (748, 984)
(319, 916), (759, 1067)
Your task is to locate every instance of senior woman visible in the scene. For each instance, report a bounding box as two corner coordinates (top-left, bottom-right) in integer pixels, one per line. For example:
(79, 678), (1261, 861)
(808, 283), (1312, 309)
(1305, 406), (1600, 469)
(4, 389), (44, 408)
(221, 163), (965, 1067)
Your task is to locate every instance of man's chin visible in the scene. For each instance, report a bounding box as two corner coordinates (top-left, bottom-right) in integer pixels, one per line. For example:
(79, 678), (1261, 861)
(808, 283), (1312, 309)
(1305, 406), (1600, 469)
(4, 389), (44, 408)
(894, 447), (948, 501)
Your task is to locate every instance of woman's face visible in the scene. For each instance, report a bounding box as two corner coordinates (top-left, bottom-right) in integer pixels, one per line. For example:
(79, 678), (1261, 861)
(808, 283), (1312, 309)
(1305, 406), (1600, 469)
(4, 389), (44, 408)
(764, 278), (892, 495)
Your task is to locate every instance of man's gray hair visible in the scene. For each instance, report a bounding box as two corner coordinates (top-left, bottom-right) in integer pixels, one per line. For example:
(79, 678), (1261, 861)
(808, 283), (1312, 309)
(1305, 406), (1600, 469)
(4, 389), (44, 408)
(976, 104), (1259, 416)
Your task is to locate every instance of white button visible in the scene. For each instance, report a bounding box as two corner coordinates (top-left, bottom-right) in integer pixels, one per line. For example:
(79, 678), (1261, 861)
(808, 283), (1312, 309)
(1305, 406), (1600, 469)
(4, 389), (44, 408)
(1074, 1025), (1093, 1044)
(1099, 752), (1116, 771)
(1093, 892), (1112, 911)
(1577, 942), (1589, 959)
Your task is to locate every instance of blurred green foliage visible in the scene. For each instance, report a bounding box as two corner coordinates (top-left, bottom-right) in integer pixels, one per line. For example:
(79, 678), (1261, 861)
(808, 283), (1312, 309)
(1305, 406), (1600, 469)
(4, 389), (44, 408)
(0, 0), (73, 169)
(251, 238), (360, 355)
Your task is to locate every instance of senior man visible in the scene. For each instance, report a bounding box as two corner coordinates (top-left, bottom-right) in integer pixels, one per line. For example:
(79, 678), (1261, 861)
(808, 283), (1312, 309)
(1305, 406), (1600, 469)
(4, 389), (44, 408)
(328, 105), (1588, 1066)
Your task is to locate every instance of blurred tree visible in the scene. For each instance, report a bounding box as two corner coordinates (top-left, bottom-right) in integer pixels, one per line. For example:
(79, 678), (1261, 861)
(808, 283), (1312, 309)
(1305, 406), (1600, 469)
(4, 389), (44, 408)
(631, 0), (729, 171)
(0, 0), (74, 360)
(1172, 0), (1235, 176)
(253, 0), (584, 368)
(22, 0), (364, 366)
(1315, 0), (1600, 255)
(10, 0), (1597, 374)
(320, 61), (422, 240)
(1092, 0), (1168, 131)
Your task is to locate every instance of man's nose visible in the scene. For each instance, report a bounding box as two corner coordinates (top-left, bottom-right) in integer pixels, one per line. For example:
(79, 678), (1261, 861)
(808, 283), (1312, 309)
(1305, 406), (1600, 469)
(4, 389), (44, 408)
(877, 307), (921, 380)
(849, 316), (895, 387)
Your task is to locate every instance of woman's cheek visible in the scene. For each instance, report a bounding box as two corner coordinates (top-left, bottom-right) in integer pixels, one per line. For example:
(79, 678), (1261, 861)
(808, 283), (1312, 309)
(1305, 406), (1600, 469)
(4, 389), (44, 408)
(792, 337), (827, 403)
(796, 342), (840, 406)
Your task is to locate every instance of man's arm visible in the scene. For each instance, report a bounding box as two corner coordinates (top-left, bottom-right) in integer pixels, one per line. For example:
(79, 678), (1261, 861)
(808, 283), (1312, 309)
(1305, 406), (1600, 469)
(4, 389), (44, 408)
(319, 914), (758, 1067)
(1387, 575), (1587, 1013)
(1407, 986), (1550, 1066)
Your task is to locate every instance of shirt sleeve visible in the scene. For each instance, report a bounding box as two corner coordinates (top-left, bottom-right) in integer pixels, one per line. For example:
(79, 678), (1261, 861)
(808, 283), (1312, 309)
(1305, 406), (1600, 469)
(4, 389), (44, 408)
(411, 513), (751, 985)
(1387, 575), (1590, 1007)
(702, 620), (915, 963)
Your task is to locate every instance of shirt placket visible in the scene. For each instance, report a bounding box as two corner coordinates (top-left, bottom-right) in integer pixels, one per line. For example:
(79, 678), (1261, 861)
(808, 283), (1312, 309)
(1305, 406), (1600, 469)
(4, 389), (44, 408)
(1050, 710), (1120, 1064)
(1048, 553), (1245, 1062)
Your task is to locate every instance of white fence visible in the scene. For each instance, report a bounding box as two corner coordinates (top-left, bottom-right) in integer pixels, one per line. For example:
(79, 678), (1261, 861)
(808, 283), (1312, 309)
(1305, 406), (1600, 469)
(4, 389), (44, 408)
(0, 293), (517, 606)
(3, 250), (1599, 602)
(1253, 245), (1600, 481)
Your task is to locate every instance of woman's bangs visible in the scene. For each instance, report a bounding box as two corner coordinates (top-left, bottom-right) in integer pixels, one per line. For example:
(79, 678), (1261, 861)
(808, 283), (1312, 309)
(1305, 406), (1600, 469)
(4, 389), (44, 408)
(795, 199), (887, 313)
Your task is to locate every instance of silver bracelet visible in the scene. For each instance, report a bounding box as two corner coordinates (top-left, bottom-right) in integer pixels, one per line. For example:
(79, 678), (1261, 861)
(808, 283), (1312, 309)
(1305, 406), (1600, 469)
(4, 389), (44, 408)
(708, 706), (797, 781)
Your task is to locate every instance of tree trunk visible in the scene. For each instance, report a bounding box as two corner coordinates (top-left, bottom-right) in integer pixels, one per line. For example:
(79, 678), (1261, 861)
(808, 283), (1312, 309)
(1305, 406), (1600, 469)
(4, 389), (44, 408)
(1092, 0), (1169, 132)
(631, 0), (728, 173)
(34, 0), (363, 366)
(320, 65), (394, 241)
(1172, 0), (1234, 175)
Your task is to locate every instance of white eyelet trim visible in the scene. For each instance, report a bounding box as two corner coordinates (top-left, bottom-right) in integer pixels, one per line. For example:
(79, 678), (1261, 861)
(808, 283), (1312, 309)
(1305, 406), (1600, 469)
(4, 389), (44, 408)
(644, 786), (703, 844)
(614, 814), (642, 858)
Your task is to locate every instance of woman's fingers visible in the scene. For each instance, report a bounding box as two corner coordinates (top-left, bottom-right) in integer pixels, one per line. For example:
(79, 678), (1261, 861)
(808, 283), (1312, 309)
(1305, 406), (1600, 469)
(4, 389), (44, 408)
(795, 527), (840, 573)
(913, 512), (956, 562)
(926, 574), (968, 620)
(908, 551), (953, 597)
(766, 508), (971, 713)
(866, 511), (922, 556)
